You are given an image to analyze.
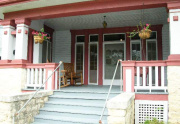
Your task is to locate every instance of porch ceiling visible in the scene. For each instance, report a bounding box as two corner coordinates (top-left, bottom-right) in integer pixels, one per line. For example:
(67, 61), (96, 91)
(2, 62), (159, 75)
(42, 7), (168, 31)
(0, 0), (94, 19)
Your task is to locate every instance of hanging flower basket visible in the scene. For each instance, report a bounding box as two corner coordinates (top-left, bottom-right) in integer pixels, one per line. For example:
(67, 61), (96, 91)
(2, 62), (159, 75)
(34, 36), (44, 44)
(32, 28), (50, 44)
(127, 23), (151, 39)
(138, 29), (152, 40)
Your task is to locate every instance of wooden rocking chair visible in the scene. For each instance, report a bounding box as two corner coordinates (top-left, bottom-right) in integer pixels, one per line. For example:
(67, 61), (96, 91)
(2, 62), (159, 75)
(62, 63), (83, 85)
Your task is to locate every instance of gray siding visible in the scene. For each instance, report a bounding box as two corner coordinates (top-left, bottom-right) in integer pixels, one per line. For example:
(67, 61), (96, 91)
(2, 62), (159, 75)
(53, 30), (71, 63)
(162, 24), (170, 60)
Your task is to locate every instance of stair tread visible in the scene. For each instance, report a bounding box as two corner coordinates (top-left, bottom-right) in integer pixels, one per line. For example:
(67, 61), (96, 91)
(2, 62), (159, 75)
(50, 92), (118, 100)
(41, 104), (108, 115)
(47, 98), (105, 107)
(34, 114), (107, 124)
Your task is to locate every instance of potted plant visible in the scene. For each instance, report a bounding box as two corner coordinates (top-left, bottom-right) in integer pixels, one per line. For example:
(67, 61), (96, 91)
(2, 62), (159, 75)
(128, 22), (151, 39)
(32, 28), (50, 44)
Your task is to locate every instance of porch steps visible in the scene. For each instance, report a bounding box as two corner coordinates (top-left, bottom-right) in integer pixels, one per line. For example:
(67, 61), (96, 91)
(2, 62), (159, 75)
(32, 87), (120, 124)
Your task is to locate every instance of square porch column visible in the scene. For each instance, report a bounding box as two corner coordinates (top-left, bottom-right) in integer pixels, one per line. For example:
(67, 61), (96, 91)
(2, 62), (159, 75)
(167, 6), (180, 123)
(0, 20), (16, 61)
(15, 18), (31, 61)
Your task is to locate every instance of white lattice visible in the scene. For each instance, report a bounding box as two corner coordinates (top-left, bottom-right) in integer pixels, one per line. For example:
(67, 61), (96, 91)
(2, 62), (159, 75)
(135, 100), (168, 124)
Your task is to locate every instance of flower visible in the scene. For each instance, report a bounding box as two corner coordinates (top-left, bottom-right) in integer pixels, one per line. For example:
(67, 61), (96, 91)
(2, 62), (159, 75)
(127, 22), (151, 38)
(32, 28), (50, 41)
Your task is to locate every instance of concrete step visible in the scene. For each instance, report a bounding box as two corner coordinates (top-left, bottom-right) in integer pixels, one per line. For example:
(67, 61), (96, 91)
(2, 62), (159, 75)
(47, 98), (105, 107)
(34, 114), (108, 124)
(41, 104), (108, 116)
(50, 92), (118, 100)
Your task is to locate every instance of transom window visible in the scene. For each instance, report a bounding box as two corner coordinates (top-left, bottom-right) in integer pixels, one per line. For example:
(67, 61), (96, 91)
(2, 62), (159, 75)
(76, 36), (85, 42)
(104, 33), (125, 41)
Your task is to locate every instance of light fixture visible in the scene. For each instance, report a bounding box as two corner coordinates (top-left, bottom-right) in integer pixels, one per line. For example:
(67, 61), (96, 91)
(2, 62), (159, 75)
(102, 16), (107, 28)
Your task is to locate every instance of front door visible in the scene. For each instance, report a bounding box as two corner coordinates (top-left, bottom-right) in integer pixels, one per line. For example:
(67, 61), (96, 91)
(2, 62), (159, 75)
(103, 42), (125, 85)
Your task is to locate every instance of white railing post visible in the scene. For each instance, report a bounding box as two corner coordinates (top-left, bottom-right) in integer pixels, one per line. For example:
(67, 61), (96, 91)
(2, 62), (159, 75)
(122, 61), (135, 92)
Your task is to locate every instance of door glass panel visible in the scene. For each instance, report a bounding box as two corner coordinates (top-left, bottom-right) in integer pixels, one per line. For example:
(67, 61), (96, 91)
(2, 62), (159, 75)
(89, 44), (97, 83)
(104, 43), (124, 79)
(76, 44), (84, 74)
(131, 42), (141, 60)
(147, 41), (157, 60)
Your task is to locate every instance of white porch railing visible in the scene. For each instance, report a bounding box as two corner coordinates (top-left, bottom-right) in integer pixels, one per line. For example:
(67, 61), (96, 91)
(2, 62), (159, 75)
(25, 63), (60, 90)
(122, 61), (168, 93)
(26, 67), (46, 89)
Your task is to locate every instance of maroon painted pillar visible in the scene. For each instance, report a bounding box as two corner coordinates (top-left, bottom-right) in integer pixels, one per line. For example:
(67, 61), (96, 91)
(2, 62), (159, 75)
(98, 30), (103, 85)
(84, 32), (89, 85)
(126, 33), (130, 60)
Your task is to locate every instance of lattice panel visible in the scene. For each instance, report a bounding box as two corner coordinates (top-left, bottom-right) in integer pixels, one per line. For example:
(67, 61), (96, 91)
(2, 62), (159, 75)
(135, 100), (168, 124)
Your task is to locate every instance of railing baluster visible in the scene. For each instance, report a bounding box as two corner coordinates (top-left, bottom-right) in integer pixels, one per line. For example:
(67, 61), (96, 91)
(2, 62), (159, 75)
(39, 68), (43, 86)
(155, 66), (158, 87)
(137, 67), (140, 87)
(31, 68), (34, 86)
(161, 66), (165, 87)
(35, 68), (38, 89)
(27, 68), (30, 88)
(55, 70), (58, 90)
(143, 66), (146, 87)
(43, 69), (46, 88)
(149, 66), (152, 92)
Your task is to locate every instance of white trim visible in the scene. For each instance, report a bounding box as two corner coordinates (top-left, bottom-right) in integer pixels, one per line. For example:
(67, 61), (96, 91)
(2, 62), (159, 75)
(88, 34), (98, 85)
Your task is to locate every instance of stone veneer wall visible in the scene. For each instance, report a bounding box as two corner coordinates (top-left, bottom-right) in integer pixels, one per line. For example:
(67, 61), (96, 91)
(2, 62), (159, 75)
(0, 68), (26, 95)
(106, 93), (135, 124)
(0, 91), (53, 124)
(168, 66), (180, 123)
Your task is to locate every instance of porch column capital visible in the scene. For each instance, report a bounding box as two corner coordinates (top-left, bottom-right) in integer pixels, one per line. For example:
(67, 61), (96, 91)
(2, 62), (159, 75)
(169, 8), (180, 59)
(0, 20), (15, 27)
(15, 18), (31, 26)
(15, 19), (30, 60)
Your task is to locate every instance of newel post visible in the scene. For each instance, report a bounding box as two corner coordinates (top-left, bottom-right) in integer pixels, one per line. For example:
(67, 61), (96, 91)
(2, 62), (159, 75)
(122, 61), (135, 92)
(44, 63), (59, 90)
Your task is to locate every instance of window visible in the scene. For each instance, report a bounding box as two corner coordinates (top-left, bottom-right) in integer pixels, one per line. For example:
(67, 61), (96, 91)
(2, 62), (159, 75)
(147, 41), (157, 60)
(146, 31), (157, 60)
(131, 41), (141, 60)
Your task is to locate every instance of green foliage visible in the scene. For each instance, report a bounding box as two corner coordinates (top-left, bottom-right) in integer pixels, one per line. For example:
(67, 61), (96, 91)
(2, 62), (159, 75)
(144, 118), (164, 124)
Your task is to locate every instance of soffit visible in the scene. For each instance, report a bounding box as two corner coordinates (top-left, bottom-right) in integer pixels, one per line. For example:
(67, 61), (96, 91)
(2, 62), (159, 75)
(41, 7), (168, 31)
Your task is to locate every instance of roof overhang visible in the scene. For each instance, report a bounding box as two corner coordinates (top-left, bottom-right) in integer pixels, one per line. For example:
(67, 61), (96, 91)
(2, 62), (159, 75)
(0, 0), (95, 19)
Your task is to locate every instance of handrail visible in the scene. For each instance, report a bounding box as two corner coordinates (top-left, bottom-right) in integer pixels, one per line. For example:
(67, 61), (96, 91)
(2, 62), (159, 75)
(99, 59), (122, 124)
(12, 61), (63, 124)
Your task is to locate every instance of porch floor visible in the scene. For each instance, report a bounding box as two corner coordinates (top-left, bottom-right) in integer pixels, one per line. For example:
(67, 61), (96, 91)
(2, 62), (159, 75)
(58, 85), (122, 94)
